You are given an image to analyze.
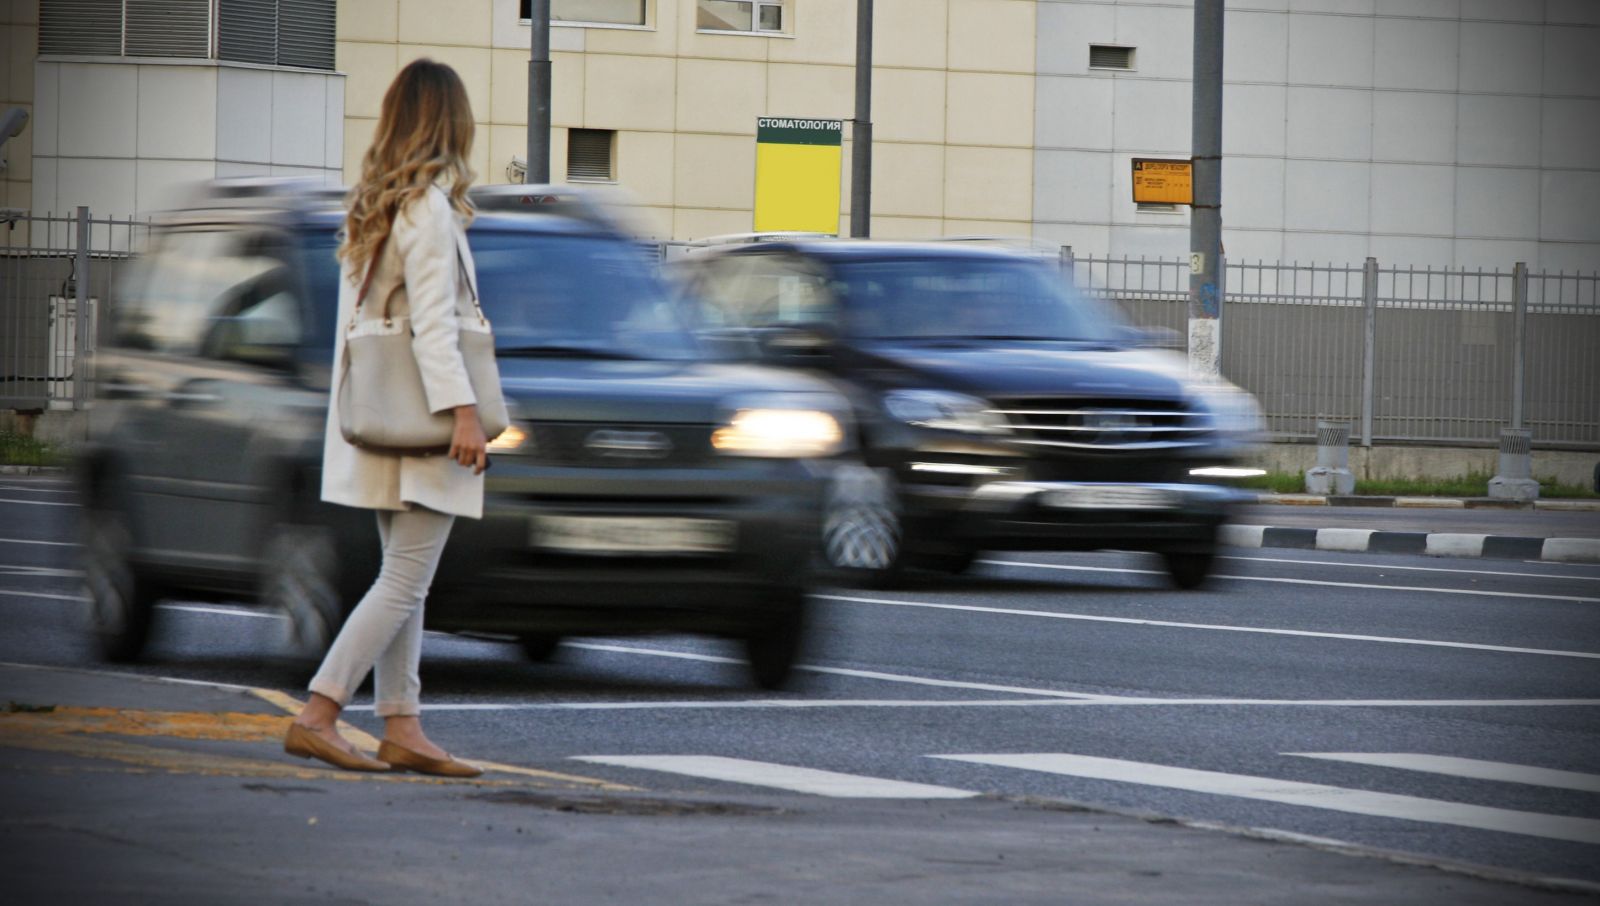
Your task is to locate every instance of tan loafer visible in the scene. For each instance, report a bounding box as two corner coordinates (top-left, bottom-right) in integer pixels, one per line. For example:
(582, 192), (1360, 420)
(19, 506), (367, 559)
(377, 740), (485, 778)
(283, 722), (391, 773)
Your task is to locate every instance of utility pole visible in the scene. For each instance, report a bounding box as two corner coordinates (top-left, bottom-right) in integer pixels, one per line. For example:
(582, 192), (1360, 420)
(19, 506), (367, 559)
(1187, 0), (1224, 374)
(526, 0), (551, 184)
(849, 0), (873, 238)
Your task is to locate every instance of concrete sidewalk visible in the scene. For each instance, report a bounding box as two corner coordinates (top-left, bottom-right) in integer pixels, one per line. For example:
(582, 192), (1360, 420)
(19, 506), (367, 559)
(1, 662), (1593, 905)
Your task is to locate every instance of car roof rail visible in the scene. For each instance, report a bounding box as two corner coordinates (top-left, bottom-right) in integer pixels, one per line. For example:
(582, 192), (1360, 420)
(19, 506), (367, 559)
(469, 184), (646, 236)
(686, 231), (837, 247)
(153, 178), (345, 226)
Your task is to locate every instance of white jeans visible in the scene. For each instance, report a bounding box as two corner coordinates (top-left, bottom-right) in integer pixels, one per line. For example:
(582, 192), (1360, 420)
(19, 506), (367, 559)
(309, 506), (455, 717)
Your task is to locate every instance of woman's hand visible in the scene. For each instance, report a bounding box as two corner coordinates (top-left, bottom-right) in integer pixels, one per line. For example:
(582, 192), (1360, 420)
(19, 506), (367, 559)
(448, 405), (488, 474)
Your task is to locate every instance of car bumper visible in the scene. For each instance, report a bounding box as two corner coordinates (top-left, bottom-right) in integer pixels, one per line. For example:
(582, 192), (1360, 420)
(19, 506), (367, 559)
(906, 480), (1244, 552)
(428, 459), (830, 634)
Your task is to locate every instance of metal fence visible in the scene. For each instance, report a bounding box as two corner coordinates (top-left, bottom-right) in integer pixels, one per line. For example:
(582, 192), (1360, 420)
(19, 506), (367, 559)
(1064, 250), (1600, 449)
(1, 209), (149, 410)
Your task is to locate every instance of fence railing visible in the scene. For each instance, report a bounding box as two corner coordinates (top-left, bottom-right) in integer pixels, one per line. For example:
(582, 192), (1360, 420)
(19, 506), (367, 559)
(1, 208), (149, 411)
(1063, 250), (1600, 449)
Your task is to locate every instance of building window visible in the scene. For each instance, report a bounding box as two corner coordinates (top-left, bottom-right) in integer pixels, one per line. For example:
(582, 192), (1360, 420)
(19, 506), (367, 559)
(1089, 44), (1135, 71)
(567, 129), (616, 182)
(520, 0), (647, 26)
(698, 0), (784, 34)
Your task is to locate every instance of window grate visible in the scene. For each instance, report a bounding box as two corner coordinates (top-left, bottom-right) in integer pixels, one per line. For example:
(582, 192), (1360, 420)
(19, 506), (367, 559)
(218, 0), (278, 65)
(567, 129), (616, 182)
(126, 0), (211, 58)
(39, 0), (124, 56)
(1089, 45), (1135, 70)
(277, 0), (336, 69)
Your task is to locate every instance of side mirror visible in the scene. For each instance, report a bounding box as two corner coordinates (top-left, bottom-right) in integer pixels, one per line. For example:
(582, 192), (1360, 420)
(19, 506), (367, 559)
(754, 322), (838, 361)
(204, 315), (298, 369)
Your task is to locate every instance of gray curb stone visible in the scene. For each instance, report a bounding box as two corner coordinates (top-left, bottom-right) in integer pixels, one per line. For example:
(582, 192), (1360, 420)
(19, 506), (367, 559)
(1222, 524), (1600, 564)
(1254, 493), (1600, 512)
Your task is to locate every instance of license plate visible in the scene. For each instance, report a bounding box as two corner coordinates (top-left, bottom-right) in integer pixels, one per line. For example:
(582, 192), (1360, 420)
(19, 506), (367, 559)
(1041, 486), (1178, 510)
(530, 515), (736, 554)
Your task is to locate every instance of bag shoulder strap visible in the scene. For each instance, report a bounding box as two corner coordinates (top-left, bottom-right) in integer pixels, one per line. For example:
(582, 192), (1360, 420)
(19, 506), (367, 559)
(353, 232), (392, 325)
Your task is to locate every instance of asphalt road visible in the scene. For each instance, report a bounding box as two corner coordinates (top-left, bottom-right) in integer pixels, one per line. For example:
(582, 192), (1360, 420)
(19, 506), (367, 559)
(3, 473), (1598, 895)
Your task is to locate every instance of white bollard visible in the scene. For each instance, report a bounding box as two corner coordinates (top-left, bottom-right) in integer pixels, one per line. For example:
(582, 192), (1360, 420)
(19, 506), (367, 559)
(1487, 429), (1539, 501)
(1304, 420), (1355, 496)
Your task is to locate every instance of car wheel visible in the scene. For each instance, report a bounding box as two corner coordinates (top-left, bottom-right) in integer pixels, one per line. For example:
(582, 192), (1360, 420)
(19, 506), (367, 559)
(261, 523), (347, 659)
(1162, 546), (1217, 590)
(743, 591), (808, 691)
(519, 633), (563, 663)
(822, 464), (907, 586)
(83, 505), (156, 662)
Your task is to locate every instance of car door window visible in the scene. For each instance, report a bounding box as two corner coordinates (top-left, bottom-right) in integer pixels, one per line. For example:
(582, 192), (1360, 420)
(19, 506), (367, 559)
(116, 229), (293, 356)
(698, 253), (836, 330)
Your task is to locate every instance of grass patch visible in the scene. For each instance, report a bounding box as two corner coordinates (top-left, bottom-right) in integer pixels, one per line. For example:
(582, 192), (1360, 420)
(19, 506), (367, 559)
(0, 431), (65, 467)
(1228, 469), (1598, 499)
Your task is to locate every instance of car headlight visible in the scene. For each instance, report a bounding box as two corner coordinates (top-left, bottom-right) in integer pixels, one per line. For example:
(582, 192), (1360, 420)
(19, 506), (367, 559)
(486, 423), (531, 454)
(883, 389), (1010, 435)
(713, 408), (845, 458)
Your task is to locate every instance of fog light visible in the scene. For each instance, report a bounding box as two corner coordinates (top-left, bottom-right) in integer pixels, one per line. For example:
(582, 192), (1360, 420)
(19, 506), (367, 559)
(1188, 466), (1266, 478)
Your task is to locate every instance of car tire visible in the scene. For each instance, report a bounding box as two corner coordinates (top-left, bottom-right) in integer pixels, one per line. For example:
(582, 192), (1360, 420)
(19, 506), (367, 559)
(1162, 546), (1217, 590)
(743, 591), (808, 690)
(83, 504), (157, 662)
(261, 522), (348, 660)
(519, 633), (563, 663)
(822, 464), (909, 587)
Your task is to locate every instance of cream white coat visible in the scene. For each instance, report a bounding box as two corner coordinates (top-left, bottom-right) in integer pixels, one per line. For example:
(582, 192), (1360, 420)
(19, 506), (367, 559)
(321, 186), (486, 520)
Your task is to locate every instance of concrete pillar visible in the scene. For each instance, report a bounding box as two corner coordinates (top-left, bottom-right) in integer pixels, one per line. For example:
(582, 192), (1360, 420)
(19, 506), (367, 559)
(1487, 428), (1539, 501)
(1305, 420), (1355, 495)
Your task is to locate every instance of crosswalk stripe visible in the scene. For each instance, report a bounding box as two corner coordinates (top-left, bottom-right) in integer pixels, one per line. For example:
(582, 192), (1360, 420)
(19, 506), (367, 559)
(931, 753), (1600, 845)
(571, 755), (977, 799)
(1289, 753), (1600, 794)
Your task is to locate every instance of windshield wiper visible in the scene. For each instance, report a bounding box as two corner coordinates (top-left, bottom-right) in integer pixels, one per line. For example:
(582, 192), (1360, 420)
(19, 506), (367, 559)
(496, 343), (649, 361)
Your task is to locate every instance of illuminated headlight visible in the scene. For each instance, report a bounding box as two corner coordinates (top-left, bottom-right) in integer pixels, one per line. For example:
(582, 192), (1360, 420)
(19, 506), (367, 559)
(487, 423), (530, 454)
(1189, 466), (1266, 478)
(713, 408), (844, 458)
(884, 390), (1010, 435)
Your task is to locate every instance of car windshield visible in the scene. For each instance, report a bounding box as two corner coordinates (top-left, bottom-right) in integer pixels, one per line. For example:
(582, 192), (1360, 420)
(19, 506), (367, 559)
(304, 228), (698, 360)
(830, 257), (1124, 343)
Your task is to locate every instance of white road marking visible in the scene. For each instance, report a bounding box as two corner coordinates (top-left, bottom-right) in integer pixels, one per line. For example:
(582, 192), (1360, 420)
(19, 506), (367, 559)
(340, 696), (1600, 713)
(0, 564), (83, 578)
(0, 497), (80, 507)
(0, 537), (81, 548)
(572, 755), (977, 799)
(0, 485), (76, 494)
(1289, 753), (1600, 794)
(981, 559), (1600, 604)
(933, 753), (1600, 845)
(1216, 553), (1600, 582)
(158, 603), (282, 620)
(819, 593), (1600, 660)
(0, 589), (89, 603)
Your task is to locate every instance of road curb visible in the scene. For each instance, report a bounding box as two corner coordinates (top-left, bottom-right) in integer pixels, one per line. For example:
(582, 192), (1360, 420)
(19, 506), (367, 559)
(1222, 525), (1600, 564)
(0, 464), (67, 475)
(1253, 493), (1600, 512)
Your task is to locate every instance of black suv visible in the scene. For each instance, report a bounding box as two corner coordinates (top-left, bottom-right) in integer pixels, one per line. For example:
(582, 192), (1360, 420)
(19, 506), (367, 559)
(676, 240), (1262, 588)
(80, 182), (849, 687)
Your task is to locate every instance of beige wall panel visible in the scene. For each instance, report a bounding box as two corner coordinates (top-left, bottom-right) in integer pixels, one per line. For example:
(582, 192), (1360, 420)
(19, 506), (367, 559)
(870, 216), (946, 239)
(872, 142), (945, 218)
(399, 45), (493, 125)
(944, 145), (1032, 221)
(585, 0), (680, 55)
(337, 0), (398, 43)
(338, 41), (400, 119)
(948, 0), (1035, 74)
(674, 132), (755, 211)
(489, 49), (585, 127)
(874, 68), (946, 144)
(551, 125), (569, 181)
(679, 8), (768, 62)
(874, 0), (948, 70)
(15, 0), (39, 25)
(616, 129), (676, 206)
(11, 23), (36, 100)
(674, 206), (753, 240)
(585, 54), (678, 130)
(768, 0), (856, 66)
(946, 72), (1033, 148)
(676, 58), (767, 135)
(765, 63), (854, 122)
(629, 204), (672, 238)
(398, 0), (491, 47)
(6, 180), (31, 216)
(342, 116), (379, 183)
(942, 218), (1031, 237)
(485, 123), (526, 184)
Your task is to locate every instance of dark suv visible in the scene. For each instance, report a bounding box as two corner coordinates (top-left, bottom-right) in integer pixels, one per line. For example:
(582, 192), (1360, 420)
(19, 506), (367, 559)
(676, 240), (1263, 588)
(80, 182), (849, 687)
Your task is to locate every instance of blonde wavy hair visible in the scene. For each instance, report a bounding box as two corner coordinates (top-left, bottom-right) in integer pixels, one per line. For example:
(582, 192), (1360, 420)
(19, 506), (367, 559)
(340, 59), (476, 279)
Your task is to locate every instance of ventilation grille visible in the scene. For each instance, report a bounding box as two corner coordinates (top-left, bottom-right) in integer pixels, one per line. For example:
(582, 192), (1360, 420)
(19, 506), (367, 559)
(39, 0), (123, 56)
(567, 129), (615, 182)
(989, 398), (1209, 452)
(219, 0), (277, 65)
(126, 0), (210, 57)
(277, 0), (336, 69)
(1089, 45), (1135, 70)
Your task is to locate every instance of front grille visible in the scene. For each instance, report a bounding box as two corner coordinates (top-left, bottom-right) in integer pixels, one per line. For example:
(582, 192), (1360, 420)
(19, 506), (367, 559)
(989, 397), (1210, 452)
(525, 422), (714, 468)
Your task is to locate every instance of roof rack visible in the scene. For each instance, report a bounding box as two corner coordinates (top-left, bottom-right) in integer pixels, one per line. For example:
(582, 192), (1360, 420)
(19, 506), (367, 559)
(686, 231), (837, 247)
(469, 184), (645, 236)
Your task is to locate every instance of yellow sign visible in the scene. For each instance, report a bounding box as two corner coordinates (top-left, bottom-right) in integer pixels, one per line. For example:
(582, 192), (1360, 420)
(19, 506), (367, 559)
(1132, 158), (1193, 205)
(754, 118), (844, 234)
